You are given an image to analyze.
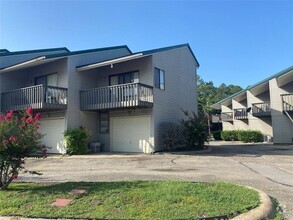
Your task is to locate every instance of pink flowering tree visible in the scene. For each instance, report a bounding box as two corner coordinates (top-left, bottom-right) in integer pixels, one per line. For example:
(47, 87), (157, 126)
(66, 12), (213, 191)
(0, 108), (46, 190)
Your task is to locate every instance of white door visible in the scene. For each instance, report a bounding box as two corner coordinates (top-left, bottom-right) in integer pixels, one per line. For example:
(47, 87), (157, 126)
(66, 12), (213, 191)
(111, 116), (151, 153)
(39, 118), (66, 154)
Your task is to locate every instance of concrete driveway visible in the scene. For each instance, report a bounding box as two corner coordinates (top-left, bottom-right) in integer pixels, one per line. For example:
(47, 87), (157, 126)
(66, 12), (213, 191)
(19, 141), (293, 219)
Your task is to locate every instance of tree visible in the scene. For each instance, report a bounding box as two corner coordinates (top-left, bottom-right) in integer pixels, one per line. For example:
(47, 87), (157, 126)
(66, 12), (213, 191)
(0, 108), (46, 190)
(197, 76), (242, 113)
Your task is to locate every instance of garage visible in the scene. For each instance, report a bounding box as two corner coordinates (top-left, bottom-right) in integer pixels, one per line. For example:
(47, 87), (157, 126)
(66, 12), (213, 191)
(39, 118), (66, 154)
(110, 116), (151, 153)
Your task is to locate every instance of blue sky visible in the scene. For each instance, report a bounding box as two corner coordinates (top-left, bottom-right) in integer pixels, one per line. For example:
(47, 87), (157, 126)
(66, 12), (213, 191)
(0, 0), (292, 88)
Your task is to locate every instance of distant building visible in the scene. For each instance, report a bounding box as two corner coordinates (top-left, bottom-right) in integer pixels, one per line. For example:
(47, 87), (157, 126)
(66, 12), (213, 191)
(211, 66), (293, 143)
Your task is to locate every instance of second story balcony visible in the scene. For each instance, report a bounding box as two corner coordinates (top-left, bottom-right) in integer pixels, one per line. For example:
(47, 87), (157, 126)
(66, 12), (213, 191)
(1, 85), (68, 112)
(282, 94), (293, 113)
(80, 83), (153, 111)
(221, 112), (233, 122)
(234, 108), (248, 120)
(252, 102), (271, 117)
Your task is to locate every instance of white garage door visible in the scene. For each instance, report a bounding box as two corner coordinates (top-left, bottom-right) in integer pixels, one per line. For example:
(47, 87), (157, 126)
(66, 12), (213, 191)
(111, 116), (151, 153)
(39, 118), (66, 154)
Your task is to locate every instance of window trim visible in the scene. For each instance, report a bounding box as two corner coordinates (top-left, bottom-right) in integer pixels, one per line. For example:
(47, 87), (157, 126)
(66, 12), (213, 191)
(154, 67), (165, 90)
(99, 111), (109, 134)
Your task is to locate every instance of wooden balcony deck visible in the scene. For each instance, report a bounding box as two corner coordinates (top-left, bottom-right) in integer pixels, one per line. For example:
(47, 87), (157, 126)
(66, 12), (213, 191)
(282, 94), (293, 113)
(80, 83), (153, 111)
(252, 102), (271, 118)
(234, 108), (248, 120)
(1, 85), (68, 112)
(221, 112), (233, 122)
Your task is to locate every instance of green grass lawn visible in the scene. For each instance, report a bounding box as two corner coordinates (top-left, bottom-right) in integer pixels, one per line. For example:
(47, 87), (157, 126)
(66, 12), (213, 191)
(0, 181), (260, 219)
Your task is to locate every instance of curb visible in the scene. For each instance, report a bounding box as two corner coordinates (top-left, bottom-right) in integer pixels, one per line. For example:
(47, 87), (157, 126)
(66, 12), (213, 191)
(0, 185), (274, 220)
(232, 186), (274, 220)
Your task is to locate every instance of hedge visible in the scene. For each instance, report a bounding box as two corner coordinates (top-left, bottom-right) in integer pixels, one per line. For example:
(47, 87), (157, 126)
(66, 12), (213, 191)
(212, 130), (222, 140)
(221, 130), (263, 143)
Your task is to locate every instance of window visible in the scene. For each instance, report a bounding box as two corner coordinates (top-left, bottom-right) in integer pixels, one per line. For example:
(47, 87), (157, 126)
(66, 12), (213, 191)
(99, 111), (109, 134)
(35, 73), (58, 87)
(109, 71), (139, 86)
(154, 68), (165, 90)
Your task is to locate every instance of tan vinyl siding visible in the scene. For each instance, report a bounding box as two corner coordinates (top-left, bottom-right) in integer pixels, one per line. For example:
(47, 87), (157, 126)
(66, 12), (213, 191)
(152, 47), (198, 151)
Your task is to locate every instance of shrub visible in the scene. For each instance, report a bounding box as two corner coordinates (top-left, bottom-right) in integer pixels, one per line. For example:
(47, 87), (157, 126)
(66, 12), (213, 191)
(237, 130), (263, 143)
(64, 127), (90, 155)
(179, 111), (209, 150)
(221, 130), (263, 143)
(160, 122), (183, 151)
(212, 130), (222, 140)
(221, 130), (238, 141)
(0, 108), (46, 190)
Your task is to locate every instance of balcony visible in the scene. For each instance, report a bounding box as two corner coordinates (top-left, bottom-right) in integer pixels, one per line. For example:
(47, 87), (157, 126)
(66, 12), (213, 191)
(252, 102), (271, 117)
(80, 83), (153, 111)
(221, 112), (233, 122)
(282, 94), (293, 113)
(234, 108), (248, 120)
(1, 85), (68, 112)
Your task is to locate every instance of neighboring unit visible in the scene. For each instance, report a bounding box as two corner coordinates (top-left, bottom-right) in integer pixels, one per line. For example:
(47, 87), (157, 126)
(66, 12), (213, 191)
(0, 44), (199, 153)
(211, 66), (293, 144)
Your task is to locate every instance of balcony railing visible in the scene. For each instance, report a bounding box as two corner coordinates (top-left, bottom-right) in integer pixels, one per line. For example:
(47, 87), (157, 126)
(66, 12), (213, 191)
(281, 94), (293, 112)
(1, 85), (68, 112)
(252, 102), (271, 117)
(221, 112), (233, 122)
(234, 108), (248, 120)
(80, 83), (153, 111)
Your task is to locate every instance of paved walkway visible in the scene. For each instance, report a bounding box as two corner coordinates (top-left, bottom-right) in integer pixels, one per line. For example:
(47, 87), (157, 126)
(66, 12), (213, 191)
(18, 141), (293, 219)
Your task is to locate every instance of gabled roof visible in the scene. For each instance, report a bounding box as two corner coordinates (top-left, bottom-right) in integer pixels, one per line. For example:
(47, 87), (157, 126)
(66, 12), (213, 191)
(45, 45), (132, 59)
(137, 43), (200, 67)
(0, 47), (70, 57)
(0, 45), (132, 73)
(0, 49), (10, 54)
(211, 66), (293, 108)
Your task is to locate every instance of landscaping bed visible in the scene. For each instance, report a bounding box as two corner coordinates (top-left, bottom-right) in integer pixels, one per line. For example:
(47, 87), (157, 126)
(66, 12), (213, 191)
(0, 181), (260, 219)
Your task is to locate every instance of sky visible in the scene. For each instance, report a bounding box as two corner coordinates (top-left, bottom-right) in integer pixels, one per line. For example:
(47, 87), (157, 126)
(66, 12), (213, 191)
(0, 0), (292, 88)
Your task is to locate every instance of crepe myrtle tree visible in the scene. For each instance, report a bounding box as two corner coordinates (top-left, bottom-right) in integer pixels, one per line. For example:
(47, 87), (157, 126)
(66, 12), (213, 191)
(0, 108), (46, 190)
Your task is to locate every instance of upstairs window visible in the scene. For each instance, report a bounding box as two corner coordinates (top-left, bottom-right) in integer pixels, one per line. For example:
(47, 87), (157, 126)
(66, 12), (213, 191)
(154, 68), (165, 90)
(35, 73), (58, 87)
(109, 71), (139, 86)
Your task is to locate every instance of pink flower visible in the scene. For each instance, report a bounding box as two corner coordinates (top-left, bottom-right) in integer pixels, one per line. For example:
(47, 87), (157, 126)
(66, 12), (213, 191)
(9, 137), (17, 143)
(26, 118), (33, 124)
(5, 110), (13, 121)
(12, 173), (18, 179)
(2, 140), (8, 145)
(34, 113), (41, 120)
(21, 117), (26, 123)
(27, 107), (33, 116)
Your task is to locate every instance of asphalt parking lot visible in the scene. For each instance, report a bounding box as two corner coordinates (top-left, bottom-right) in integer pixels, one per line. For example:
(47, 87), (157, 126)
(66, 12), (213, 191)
(19, 141), (293, 219)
